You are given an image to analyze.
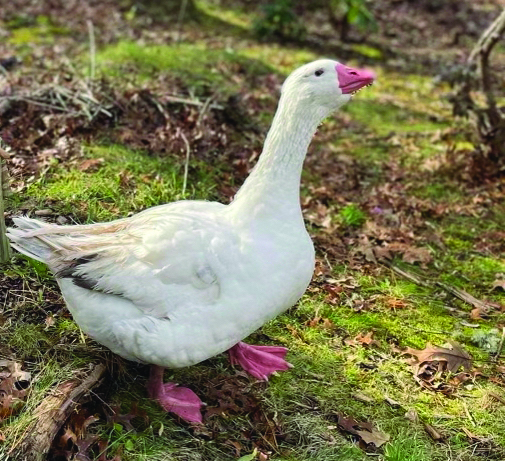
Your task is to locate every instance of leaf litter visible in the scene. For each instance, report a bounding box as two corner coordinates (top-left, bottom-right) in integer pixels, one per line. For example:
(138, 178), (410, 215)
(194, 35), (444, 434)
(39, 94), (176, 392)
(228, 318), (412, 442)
(0, 360), (31, 421)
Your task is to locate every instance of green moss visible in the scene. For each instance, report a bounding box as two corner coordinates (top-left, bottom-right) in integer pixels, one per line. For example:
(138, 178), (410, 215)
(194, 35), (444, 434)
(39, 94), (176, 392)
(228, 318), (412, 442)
(8, 15), (69, 45)
(350, 44), (384, 60)
(14, 143), (220, 222)
(343, 100), (447, 135)
(96, 42), (273, 90)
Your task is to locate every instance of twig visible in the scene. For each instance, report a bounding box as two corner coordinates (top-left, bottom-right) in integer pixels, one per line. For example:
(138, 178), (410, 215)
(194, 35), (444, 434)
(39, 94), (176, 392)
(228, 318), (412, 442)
(494, 327), (505, 363)
(163, 95), (223, 110)
(468, 8), (505, 124)
(179, 129), (191, 196)
(385, 263), (432, 288)
(489, 391), (505, 405)
(462, 399), (476, 427)
(12, 364), (106, 460)
(176, 0), (189, 43)
(87, 20), (96, 84)
(436, 282), (495, 312)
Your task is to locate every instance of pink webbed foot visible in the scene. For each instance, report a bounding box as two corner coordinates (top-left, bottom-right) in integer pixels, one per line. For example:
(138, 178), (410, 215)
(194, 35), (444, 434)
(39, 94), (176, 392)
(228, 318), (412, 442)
(147, 366), (203, 424)
(228, 341), (293, 381)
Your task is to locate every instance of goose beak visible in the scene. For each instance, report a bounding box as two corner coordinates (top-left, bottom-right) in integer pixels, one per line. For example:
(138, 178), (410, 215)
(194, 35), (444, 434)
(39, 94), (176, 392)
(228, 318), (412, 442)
(336, 63), (375, 95)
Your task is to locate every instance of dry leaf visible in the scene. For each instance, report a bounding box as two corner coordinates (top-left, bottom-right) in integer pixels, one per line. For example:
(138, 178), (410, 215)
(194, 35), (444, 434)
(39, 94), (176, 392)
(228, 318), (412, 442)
(0, 360), (31, 421)
(305, 316), (336, 331)
(78, 158), (104, 172)
(335, 413), (390, 449)
(356, 428), (390, 447)
(403, 341), (472, 374)
(345, 331), (380, 348)
(405, 409), (419, 422)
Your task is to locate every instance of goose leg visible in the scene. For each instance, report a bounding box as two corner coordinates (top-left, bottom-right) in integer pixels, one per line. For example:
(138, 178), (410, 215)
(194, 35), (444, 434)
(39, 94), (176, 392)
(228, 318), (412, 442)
(228, 342), (293, 381)
(146, 365), (203, 423)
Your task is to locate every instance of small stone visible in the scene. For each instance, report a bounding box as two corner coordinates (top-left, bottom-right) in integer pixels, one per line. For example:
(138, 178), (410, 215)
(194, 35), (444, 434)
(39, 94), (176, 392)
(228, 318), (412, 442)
(34, 209), (53, 216)
(56, 215), (68, 225)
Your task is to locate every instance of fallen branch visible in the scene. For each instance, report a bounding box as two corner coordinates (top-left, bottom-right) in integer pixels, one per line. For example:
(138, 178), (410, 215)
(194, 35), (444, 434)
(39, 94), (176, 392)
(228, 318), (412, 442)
(386, 263), (432, 288)
(12, 363), (106, 461)
(436, 282), (496, 312)
(468, 8), (505, 123)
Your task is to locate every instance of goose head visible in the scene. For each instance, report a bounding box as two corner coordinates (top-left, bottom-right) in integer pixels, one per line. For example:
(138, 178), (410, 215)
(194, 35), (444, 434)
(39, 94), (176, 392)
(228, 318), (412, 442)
(281, 59), (375, 116)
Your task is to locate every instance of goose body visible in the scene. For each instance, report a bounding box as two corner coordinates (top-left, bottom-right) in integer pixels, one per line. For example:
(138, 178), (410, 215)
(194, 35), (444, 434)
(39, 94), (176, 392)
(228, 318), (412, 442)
(7, 59), (374, 422)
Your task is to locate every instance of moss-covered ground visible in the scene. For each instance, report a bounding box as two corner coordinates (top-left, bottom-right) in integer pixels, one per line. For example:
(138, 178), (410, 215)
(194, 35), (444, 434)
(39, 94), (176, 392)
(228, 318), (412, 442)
(1, 1), (505, 460)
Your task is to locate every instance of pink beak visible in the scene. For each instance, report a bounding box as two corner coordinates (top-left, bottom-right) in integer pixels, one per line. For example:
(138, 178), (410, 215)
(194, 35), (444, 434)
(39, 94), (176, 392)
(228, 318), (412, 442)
(336, 63), (375, 94)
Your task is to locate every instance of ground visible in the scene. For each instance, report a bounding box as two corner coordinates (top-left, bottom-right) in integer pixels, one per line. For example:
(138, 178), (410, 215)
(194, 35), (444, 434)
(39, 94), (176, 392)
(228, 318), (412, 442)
(1, 1), (505, 460)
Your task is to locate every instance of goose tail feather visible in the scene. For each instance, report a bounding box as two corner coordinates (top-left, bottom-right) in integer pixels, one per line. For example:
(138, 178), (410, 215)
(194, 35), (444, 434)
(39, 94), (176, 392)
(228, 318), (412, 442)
(7, 217), (59, 263)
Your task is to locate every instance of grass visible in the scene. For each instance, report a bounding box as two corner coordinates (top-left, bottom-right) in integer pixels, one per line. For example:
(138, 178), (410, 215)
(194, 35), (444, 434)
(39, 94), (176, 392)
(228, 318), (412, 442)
(9, 144), (221, 222)
(2, 5), (505, 461)
(96, 42), (274, 92)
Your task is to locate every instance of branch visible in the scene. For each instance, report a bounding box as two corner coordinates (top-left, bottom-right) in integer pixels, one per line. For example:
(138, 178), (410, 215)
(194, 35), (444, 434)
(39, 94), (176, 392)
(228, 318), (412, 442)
(468, 8), (505, 124)
(12, 364), (106, 461)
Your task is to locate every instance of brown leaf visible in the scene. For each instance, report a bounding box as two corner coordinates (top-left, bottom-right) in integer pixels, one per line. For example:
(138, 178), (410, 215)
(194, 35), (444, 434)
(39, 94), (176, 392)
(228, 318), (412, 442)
(403, 341), (472, 374)
(345, 331), (380, 348)
(336, 413), (390, 448)
(470, 308), (484, 320)
(305, 316), (336, 331)
(78, 158), (104, 172)
(0, 360), (31, 421)
(404, 409), (419, 422)
(384, 297), (409, 309)
(355, 427), (390, 448)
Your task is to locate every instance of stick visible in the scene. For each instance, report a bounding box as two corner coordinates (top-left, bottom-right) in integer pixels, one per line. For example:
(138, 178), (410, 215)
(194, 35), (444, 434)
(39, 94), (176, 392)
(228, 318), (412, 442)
(87, 20), (96, 83)
(12, 364), (106, 461)
(386, 263), (432, 288)
(175, 0), (189, 43)
(179, 129), (191, 196)
(494, 327), (505, 362)
(436, 282), (495, 311)
(0, 143), (11, 263)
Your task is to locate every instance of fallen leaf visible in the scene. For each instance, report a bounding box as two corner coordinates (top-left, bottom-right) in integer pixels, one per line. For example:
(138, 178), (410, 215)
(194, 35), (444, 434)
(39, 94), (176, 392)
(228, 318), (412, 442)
(345, 331), (380, 348)
(305, 316), (336, 331)
(356, 427), (390, 447)
(404, 409), (419, 422)
(78, 158), (104, 172)
(352, 392), (374, 404)
(384, 397), (401, 407)
(403, 341), (472, 374)
(384, 297), (409, 309)
(335, 413), (390, 449)
(0, 360), (31, 421)
(470, 307), (485, 320)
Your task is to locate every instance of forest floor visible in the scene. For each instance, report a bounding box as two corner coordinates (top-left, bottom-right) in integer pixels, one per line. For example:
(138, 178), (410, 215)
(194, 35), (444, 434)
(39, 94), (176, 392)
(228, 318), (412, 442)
(1, 1), (505, 460)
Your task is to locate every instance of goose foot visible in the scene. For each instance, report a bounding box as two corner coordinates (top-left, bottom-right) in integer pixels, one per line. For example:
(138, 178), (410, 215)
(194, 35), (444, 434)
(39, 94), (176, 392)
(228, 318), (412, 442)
(146, 365), (203, 424)
(228, 341), (293, 381)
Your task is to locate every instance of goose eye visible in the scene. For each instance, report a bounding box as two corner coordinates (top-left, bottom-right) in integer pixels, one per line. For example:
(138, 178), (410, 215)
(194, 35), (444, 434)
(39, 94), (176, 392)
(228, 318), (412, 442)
(314, 69), (324, 77)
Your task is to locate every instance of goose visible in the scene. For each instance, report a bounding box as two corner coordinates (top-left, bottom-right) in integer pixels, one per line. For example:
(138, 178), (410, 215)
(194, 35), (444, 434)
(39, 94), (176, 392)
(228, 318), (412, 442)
(7, 60), (374, 423)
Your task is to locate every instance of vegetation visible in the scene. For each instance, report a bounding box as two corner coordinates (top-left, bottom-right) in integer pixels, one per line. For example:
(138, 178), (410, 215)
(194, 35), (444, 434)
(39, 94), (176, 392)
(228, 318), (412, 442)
(1, 1), (505, 461)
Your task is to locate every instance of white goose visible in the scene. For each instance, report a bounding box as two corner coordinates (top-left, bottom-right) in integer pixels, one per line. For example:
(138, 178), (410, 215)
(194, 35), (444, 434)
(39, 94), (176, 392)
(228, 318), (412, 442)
(7, 60), (374, 423)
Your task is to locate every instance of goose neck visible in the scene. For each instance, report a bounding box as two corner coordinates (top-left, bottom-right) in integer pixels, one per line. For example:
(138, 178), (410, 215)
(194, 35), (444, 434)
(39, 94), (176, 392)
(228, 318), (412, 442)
(230, 97), (324, 219)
